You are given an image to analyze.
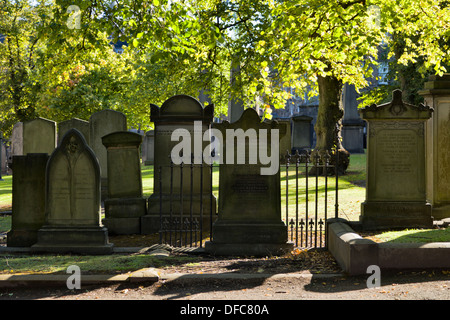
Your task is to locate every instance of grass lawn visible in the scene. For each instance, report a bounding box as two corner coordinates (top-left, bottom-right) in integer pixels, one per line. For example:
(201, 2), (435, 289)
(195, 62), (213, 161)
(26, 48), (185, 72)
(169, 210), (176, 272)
(365, 228), (450, 244)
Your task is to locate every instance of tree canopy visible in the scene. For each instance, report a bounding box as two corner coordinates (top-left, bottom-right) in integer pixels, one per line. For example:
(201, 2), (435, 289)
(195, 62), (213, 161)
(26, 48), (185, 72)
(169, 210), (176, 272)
(1, 0), (450, 141)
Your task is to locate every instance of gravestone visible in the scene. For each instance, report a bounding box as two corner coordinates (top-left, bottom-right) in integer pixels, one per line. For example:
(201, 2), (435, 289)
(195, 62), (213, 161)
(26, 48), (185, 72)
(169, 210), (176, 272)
(1, 142), (7, 174)
(141, 95), (216, 234)
(419, 74), (450, 219)
(342, 84), (365, 153)
(291, 115), (313, 154)
(359, 89), (433, 230)
(7, 154), (49, 247)
(102, 131), (147, 234)
(205, 108), (293, 256)
(143, 130), (155, 165)
(228, 59), (244, 123)
(23, 117), (57, 155)
(10, 122), (23, 158)
(89, 109), (127, 199)
(58, 118), (90, 146)
(276, 119), (291, 163)
(32, 129), (113, 254)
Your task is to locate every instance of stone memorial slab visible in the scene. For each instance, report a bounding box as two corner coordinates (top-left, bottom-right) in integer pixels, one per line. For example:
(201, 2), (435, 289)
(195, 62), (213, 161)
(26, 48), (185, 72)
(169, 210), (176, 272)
(143, 130), (154, 165)
(23, 117), (56, 155)
(89, 109), (127, 199)
(142, 96), (216, 234)
(291, 115), (313, 154)
(342, 84), (365, 154)
(205, 108), (293, 256)
(7, 154), (48, 247)
(32, 129), (113, 254)
(359, 89), (433, 230)
(1, 142), (7, 174)
(102, 131), (147, 234)
(419, 74), (450, 219)
(58, 118), (90, 146)
(10, 122), (23, 158)
(276, 119), (291, 163)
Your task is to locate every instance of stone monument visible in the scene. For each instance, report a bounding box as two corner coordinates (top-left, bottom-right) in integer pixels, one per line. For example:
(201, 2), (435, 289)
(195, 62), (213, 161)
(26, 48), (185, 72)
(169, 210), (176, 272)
(23, 117), (57, 155)
(143, 130), (155, 165)
(291, 115), (313, 155)
(89, 109), (127, 199)
(419, 74), (450, 219)
(7, 154), (49, 247)
(32, 129), (113, 254)
(58, 118), (90, 146)
(342, 84), (365, 153)
(141, 95), (216, 234)
(102, 131), (147, 234)
(359, 89), (433, 230)
(205, 108), (293, 256)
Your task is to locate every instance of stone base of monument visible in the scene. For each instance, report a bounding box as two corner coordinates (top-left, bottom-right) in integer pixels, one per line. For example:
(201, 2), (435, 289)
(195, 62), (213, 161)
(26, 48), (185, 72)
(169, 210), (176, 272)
(31, 226), (114, 254)
(6, 230), (39, 247)
(204, 221), (293, 256)
(360, 201), (433, 231)
(103, 197), (147, 234)
(102, 217), (142, 235)
(431, 205), (450, 220)
(140, 214), (214, 235)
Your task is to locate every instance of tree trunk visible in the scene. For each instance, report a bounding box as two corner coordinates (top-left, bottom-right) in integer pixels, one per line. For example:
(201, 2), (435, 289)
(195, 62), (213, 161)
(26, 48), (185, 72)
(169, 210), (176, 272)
(310, 74), (350, 175)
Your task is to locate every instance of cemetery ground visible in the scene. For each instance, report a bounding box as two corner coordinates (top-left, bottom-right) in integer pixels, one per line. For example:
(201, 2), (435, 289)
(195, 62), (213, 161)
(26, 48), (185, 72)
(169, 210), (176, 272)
(0, 153), (449, 301)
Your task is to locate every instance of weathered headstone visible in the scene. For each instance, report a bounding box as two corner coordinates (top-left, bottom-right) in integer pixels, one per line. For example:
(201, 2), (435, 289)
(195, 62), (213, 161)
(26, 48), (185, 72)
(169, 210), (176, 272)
(32, 129), (113, 254)
(141, 95), (216, 234)
(1, 142), (7, 174)
(23, 117), (56, 155)
(291, 115), (313, 154)
(359, 89), (433, 230)
(89, 109), (127, 199)
(7, 154), (49, 247)
(228, 59), (244, 123)
(342, 84), (365, 154)
(58, 118), (90, 146)
(143, 130), (155, 165)
(102, 131), (147, 234)
(419, 74), (450, 220)
(10, 122), (23, 158)
(276, 119), (292, 163)
(205, 108), (293, 256)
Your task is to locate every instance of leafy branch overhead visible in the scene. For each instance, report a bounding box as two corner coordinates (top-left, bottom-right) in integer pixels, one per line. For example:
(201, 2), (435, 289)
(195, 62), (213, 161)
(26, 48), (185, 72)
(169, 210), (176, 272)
(1, 0), (450, 137)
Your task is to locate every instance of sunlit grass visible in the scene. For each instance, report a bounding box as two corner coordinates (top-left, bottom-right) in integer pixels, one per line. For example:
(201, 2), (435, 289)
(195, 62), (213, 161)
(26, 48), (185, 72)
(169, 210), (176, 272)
(366, 228), (450, 244)
(0, 175), (12, 211)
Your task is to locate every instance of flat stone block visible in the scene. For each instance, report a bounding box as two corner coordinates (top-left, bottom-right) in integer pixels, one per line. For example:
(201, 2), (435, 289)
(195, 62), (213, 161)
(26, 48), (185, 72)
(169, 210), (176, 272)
(102, 217), (141, 235)
(360, 201), (433, 231)
(205, 241), (293, 257)
(431, 205), (450, 220)
(211, 221), (288, 244)
(6, 230), (38, 247)
(140, 214), (214, 235)
(104, 197), (147, 218)
(32, 226), (113, 255)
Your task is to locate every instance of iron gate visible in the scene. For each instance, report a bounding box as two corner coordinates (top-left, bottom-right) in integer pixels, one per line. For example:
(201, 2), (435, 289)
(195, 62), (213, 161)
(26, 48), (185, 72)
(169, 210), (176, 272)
(283, 149), (340, 249)
(157, 150), (340, 249)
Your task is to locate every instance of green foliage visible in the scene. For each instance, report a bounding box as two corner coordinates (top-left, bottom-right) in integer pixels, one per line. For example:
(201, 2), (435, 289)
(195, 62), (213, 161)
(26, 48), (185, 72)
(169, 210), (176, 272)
(2, 0), (450, 138)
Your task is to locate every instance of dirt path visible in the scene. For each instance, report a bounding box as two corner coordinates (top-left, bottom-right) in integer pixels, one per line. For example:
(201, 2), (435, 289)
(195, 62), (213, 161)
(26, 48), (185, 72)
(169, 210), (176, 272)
(1, 270), (449, 301)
